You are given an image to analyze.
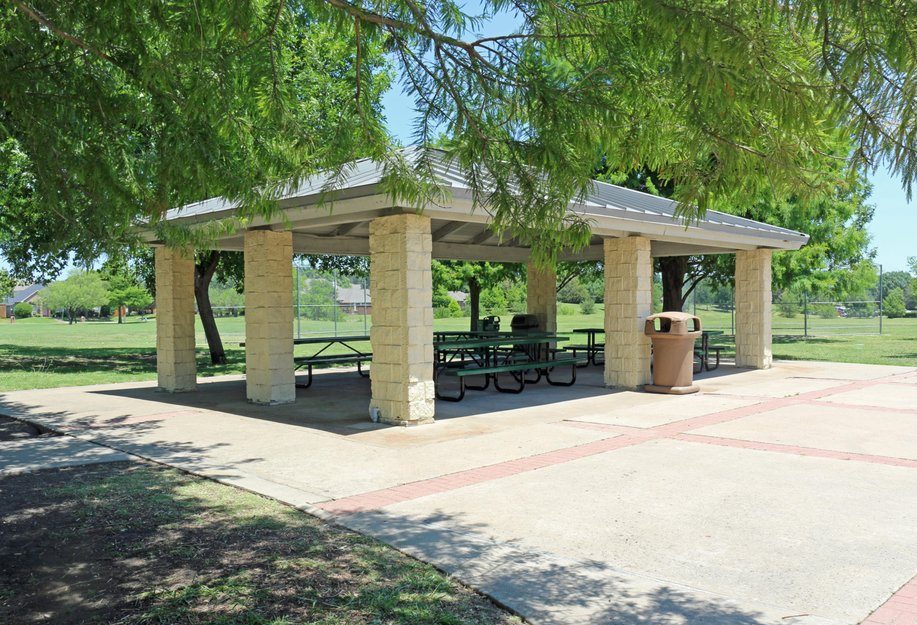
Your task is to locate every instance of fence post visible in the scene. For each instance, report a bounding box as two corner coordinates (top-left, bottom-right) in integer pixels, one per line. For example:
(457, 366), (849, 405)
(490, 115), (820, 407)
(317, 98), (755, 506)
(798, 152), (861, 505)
(295, 265), (301, 339)
(878, 263), (883, 335)
(730, 298), (735, 336)
(803, 292), (808, 338)
(332, 271), (338, 337)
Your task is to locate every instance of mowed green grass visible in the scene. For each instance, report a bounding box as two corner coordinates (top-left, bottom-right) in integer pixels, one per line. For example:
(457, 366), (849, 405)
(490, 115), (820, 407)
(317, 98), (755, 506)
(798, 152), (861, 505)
(0, 308), (914, 392)
(0, 462), (519, 624)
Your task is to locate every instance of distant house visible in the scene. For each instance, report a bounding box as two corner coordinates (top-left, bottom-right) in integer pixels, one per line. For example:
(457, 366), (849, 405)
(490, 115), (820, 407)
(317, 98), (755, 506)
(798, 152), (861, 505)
(0, 284), (47, 318)
(449, 291), (468, 310)
(332, 284), (467, 314)
(335, 284), (371, 314)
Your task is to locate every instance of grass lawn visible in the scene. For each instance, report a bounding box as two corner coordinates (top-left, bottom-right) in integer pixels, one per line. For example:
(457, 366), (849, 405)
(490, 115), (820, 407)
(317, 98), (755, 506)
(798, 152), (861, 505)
(0, 309), (914, 392)
(0, 461), (519, 625)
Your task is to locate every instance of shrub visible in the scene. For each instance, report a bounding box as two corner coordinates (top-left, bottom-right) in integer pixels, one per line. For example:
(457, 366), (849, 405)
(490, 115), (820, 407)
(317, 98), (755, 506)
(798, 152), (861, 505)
(776, 292), (799, 318)
(12, 302), (32, 318)
(433, 298), (463, 319)
(883, 288), (907, 318)
(480, 286), (508, 315)
(580, 299), (596, 315)
(812, 303), (837, 319)
(557, 279), (589, 303)
(558, 303), (576, 316)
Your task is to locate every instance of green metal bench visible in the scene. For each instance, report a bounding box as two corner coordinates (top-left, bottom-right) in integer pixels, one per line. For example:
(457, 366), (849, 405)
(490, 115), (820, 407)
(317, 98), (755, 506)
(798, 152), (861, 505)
(435, 356), (582, 402)
(294, 354), (372, 389)
(563, 343), (605, 367)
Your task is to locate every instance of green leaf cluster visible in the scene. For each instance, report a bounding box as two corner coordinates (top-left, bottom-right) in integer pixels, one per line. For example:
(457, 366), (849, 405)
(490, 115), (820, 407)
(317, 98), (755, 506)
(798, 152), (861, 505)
(2, 0), (916, 269)
(40, 271), (111, 322)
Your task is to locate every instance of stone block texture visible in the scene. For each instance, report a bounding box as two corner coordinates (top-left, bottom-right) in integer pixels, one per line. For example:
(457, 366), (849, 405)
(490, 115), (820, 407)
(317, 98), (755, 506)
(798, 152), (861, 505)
(526, 262), (557, 333)
(155, 246), (197, 392)
(369, 214), (435, 425)
(603, 237), (653, 389)
(735, 249), (773, 369)
(244, 230), (295, 404)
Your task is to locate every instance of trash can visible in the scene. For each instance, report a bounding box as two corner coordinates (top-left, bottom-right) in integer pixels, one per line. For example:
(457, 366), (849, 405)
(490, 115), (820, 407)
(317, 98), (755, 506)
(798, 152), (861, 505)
(644, 312), (701, 395)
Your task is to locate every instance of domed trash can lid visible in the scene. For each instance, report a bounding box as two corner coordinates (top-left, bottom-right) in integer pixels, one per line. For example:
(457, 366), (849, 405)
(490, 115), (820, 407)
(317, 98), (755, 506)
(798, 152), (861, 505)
(644, 311), (702, 337)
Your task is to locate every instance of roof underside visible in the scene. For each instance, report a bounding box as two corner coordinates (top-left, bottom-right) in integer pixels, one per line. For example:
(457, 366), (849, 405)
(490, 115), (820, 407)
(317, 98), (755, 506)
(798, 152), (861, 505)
(149, 149), (808, 261)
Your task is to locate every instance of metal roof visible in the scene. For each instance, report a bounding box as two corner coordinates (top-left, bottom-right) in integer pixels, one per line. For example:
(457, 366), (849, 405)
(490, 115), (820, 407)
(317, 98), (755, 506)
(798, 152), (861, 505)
(160, 147), (808, 255)
(3, 284), (45, 307)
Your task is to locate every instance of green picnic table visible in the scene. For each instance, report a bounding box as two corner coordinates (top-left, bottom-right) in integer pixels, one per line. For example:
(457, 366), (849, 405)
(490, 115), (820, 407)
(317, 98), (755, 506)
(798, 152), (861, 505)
(239, 335), (371, 388)
(433, 334), (577, 401)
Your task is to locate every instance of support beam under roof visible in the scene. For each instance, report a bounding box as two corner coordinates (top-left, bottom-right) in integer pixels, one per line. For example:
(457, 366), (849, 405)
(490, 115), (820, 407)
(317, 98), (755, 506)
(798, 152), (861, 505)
(332, 221), (366, 236)
(431, 221), (466, 241)
(469, 227), (495, 245)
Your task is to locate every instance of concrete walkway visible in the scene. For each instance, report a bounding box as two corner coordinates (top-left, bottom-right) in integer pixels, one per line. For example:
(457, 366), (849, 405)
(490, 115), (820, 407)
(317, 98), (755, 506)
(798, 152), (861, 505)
(2, 361), (916, 624)
(0, 436), (132, 475)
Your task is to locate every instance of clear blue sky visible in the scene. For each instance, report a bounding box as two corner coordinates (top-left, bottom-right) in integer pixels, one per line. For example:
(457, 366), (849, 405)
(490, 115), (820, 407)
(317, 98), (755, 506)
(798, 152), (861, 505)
(863, 168), (914, 272)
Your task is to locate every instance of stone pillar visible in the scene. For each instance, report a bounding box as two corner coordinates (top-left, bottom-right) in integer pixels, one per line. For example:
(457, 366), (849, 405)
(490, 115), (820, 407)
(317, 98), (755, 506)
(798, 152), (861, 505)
(155, 246), (197, 392)
(368, 214), (435, 425)
(526, 261), (557, 333)
(603, 236), (653, 389)
(244, 230), (295, 405)
(735, 249), (773, 369)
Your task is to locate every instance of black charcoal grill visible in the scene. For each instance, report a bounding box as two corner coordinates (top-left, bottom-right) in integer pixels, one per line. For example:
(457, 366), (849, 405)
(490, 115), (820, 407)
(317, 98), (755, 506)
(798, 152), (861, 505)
(508, 313), (547, 361)
(510, 313), (541, 335)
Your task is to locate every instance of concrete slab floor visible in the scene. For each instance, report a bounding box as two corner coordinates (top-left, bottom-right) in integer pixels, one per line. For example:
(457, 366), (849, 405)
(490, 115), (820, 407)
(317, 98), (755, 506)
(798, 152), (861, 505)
(0, 437), (133, 475)
(815, 382), (917, 411)
(690, 402), (917, 460)
(1, 360), (916, 625)
(382, 437), (917, 623)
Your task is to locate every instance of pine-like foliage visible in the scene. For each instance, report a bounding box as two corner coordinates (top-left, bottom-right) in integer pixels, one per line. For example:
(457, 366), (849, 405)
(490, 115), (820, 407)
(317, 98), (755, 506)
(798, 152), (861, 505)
(1, 0), (915, 268)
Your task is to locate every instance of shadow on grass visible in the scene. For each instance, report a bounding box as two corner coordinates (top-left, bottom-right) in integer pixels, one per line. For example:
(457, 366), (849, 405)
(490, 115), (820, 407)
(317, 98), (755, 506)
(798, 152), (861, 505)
(0, 344), (246, 378)
(771, 335), (839, 345)
(0, 461), (775, 625)
(0, 462), (518, 625)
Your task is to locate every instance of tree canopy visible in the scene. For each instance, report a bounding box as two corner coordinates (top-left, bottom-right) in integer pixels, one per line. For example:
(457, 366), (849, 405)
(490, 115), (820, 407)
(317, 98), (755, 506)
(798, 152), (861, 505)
(0, 270), (14, 300)
(40, 271), (110, 323)
(2, 0), (916, 271)
(101, 261), (153, 323)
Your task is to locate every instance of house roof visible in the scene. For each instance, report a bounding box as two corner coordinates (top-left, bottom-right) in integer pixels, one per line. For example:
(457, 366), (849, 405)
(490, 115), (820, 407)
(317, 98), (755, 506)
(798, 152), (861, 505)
(3, 284), (44, 307)
(333, 284), (467, 306)
(152, 147), (808, 261)
(335, 284), (369, 305)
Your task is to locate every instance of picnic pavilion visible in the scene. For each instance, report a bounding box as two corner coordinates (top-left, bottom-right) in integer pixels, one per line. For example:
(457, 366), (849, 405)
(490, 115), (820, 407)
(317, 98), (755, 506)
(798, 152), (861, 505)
(145, 149), (808, 426)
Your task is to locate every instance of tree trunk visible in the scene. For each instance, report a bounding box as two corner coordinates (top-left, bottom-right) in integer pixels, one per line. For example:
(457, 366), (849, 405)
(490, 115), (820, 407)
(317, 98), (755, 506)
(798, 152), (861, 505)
(117, 305), (123, 324)
(469, 277), (481, 331)
(195, 251), (226, 365)
(659, 256), (690, 312)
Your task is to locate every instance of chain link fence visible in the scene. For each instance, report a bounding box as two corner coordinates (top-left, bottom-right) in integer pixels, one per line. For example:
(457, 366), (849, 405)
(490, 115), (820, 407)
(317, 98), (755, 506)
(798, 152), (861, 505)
(684, 282), (883, 337)
(204, 267), (371, 346)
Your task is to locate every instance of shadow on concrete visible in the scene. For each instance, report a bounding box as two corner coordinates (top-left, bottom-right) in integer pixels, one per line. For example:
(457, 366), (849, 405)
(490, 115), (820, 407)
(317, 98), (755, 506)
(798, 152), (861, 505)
(0, 395), (265, 480)
(77, 365), (751, 437)
(338, 508), (788, 625)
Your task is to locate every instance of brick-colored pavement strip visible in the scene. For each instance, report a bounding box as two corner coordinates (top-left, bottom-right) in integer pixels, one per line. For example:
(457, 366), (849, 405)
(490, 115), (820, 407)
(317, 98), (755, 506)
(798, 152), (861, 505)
(861, 575), (917, 625)
(318, 371), (917, 515)
(672, 433), (917, 469)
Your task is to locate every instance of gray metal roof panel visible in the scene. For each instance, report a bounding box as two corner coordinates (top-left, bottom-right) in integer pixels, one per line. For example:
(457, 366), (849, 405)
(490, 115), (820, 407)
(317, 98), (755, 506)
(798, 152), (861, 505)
(163, 147), (807, 245)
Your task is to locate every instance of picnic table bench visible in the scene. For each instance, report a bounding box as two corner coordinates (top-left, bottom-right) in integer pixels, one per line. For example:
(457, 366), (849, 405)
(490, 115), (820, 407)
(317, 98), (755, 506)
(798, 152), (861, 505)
(695, 330), (723, 372)
(434, 334), (581, 401)
(240, 335), (371, 389)
(567, 328), (605, 366)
